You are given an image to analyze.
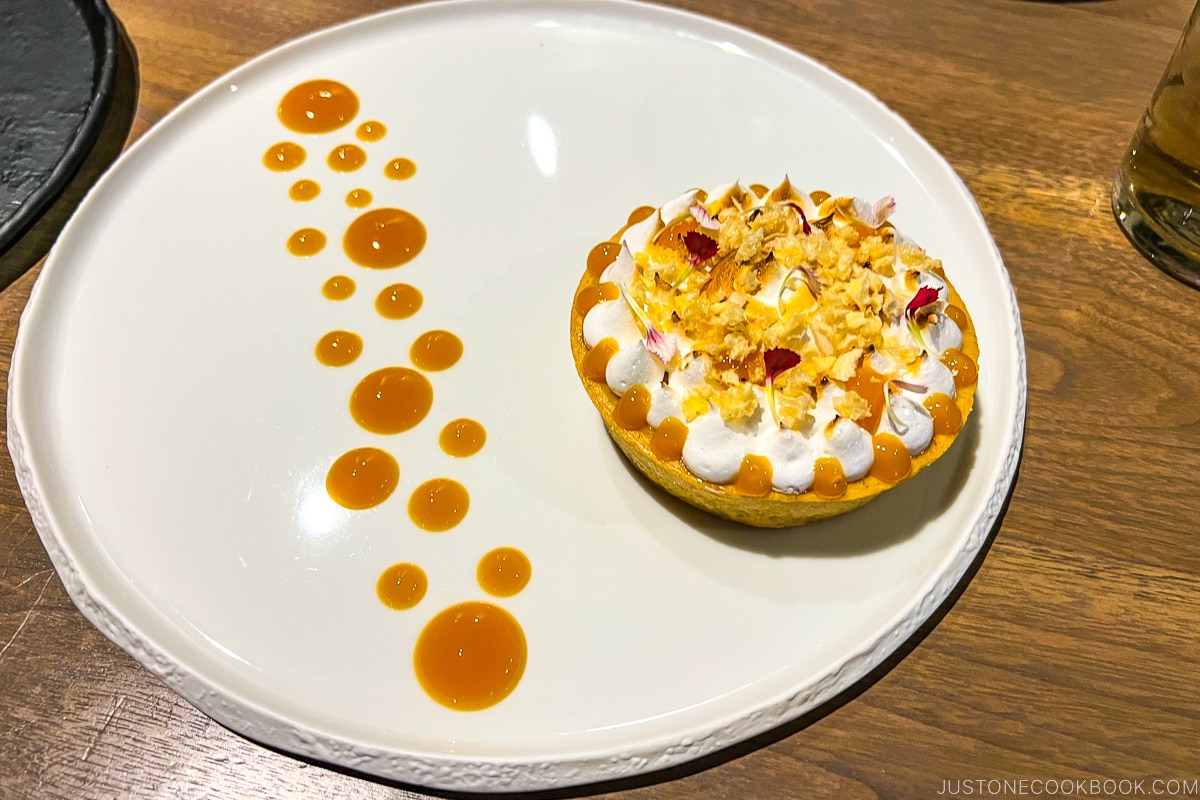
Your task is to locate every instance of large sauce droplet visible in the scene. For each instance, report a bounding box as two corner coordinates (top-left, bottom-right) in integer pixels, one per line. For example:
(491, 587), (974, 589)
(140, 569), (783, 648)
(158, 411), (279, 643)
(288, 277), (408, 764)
(414, 601), (527, 711)
(278, 79), (358, 134)
(586, 241), (620, 278)
(343, 208), (427, 269)
(408, 478), (469, 532)
(326, 447), (399, 509)
(377, 562), (427, 610)
(410, 330), (462, 371)
(649, 417), (688, 461)
(869, 433), (912, 483)
(476, 547), (530, 597)
(439, 418), (486, 457)
(349, 367), (433, 434)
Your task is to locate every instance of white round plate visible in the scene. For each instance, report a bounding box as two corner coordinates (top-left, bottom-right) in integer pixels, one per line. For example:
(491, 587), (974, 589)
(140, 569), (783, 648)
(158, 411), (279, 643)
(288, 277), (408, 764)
(8, 0), (1025, 792)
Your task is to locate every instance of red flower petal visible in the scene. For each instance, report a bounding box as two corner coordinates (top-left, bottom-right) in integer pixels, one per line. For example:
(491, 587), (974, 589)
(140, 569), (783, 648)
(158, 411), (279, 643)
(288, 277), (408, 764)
(905, 285), (940, 319)
(764, 347), (802, 382)
(786, 202), (813, 235)
(684, 231), (719, 266)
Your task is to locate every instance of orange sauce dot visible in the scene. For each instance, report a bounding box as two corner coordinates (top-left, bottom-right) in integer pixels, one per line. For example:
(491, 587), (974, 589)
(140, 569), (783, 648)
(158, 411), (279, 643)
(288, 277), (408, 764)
(614, 385), (651, 430)
(288, 178), (320, 201)
(812, 457), (847, 498)
(375, 283), (423, 319)
(869, 433), (912, 483)
(574, 282), (619, 316)
(343, 207), (426, 269)
(263, 141), (305, 171)
(315, 330), (363, 367)
(413, 601), (526, 711)
(582, 338), (618, 383)
(350, 366), (433, 434)
(749, 182), (769, 198)
(924, 393), (963, 435)
(409, 478), (469, 532)
(945, 304), (970, 330)
(326, 447), (399, 509)
(356, 120), (387, 141)
(345, 188), (372, 208)
(278, 79), (358, 134)
(439, 418), (486, 457)
(628, 205), (656, 225)
(476, 547), (531, 598)
(322, 275), (356, 300)
(941, 348), (978, 389)
(649, 416), (688, 461)
(844, 362), (886, 433)
(734, 454), (774, 497)
(586, 241), (621, 278)
(385, 157), (417, 180)
(376, 562), (427, 610)
(287, 228), (326, 256)
(411, 330), (462, 371)
(328, 143), (367, 172)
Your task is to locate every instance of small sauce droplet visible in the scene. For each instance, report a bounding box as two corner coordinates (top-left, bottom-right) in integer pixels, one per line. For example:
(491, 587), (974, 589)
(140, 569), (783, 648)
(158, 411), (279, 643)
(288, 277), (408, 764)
(586, 242), (621, 278)
(945, 304), (969, 330)
(844, 363), (886, 433)
(924, 393), (963, 435)
(411, 330), (462, 371)
(345, 188), (372, 208)
(356, 120), (387, 141)
(322, 275), (356, 300)
(582, 338), (618, 382)
(476, 547), (530, 597)
(278, 79), (358, 134)
(614, 385), (651, 430)
(315, 330), (363, 367)
(439, 418), (486, 457)
(385, 157), (417, 180)
(326, 447), (399, 509)
(263, 142), (305, 171)
(650, 417), (688, 461)
(288, 179), (320, 201)
(377, 562), (427, 610)
(328, 144), (367, 172)
(812, 457), (847, 498)
(749, 182), (769, 198)
(375, 283), (423, 319)
(414, 601), (526, 711)
(734, 454), (773, 496)
(287, 228), (326, 256)
(350, 367), (433, 434)
(409, 478), (469, 532)
(574, 282), (619, 316)
(941, 348), (978, 389)
(343, 208), (427, 268)
(870, 433), (912, 483)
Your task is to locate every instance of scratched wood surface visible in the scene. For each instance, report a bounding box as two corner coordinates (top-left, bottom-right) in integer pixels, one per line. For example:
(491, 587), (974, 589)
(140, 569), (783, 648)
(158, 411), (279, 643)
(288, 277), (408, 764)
(2, 1), (1199, 798)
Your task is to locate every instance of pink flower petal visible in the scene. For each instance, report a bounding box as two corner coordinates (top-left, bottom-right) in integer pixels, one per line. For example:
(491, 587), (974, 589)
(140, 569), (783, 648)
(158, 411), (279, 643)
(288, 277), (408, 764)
(645, 327), (677, 363)
(690, 204), (720, 230)
(764, 347), (802, 382)
(684, 231), (719, 266)
(786, 202), (812, 235)
(905, 286), (940, 319)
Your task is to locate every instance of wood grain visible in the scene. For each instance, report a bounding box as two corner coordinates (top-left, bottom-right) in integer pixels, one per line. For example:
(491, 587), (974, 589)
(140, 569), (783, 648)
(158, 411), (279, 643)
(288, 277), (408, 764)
(2, 1), (1198, 798)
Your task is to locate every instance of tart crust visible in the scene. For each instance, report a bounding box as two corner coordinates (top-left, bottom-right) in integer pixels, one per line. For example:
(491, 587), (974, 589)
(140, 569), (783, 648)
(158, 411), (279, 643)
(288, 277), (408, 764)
(570, 200), (980, 529)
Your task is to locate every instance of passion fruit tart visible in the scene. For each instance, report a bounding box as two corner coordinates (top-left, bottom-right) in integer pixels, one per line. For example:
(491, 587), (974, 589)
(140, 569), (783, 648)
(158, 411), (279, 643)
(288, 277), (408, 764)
(570, 179), (979, 528)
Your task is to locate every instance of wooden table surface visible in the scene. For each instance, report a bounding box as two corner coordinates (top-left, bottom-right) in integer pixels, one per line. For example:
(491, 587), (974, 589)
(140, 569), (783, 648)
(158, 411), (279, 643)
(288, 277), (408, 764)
(3, 0), (1199, 797)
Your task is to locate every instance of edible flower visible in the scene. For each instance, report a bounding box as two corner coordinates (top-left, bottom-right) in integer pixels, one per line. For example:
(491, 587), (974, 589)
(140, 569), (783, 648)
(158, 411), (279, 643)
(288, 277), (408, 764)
(684, 231), (719, 265)
(620, 284), (678, 364)
(884, 379), (928, 434)
(905, 285), (940, 351)
(763, 347), (802, 427)
(786, 202), (813, 235)
(690, 204), (720, 230)
(847, 195), (896, 229)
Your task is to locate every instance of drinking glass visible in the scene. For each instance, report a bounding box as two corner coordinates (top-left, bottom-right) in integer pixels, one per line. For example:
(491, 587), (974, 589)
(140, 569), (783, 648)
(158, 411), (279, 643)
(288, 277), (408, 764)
(1113, 1), (1200, 289)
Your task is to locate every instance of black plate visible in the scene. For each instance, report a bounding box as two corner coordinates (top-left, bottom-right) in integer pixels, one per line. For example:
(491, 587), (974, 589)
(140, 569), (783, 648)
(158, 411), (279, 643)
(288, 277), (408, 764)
(0, 0), (118, 256)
